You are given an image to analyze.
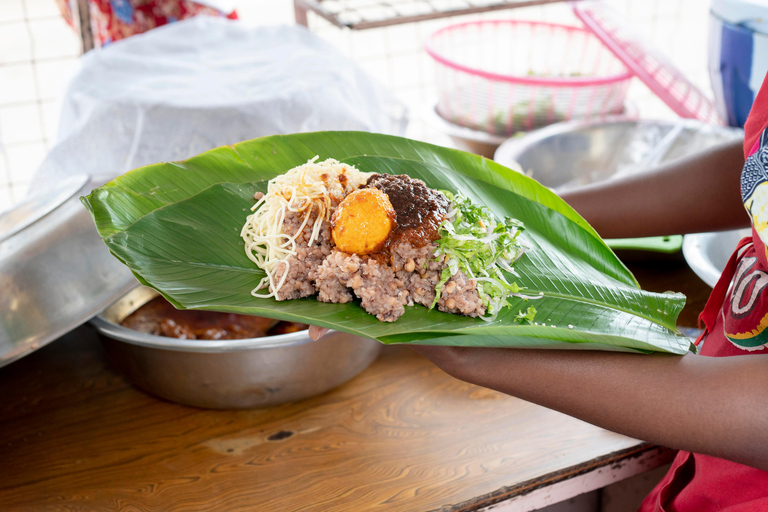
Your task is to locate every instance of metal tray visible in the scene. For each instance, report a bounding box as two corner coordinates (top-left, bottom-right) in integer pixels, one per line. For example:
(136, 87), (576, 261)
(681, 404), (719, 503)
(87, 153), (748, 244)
(0, 175), (137, 367)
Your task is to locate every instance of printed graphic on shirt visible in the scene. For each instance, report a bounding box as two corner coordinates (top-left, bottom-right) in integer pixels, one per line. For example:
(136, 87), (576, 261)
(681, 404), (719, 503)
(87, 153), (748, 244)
(744, 128), (768, 251)
(725, 126), (768, 351)
(724, 255), (768, 350)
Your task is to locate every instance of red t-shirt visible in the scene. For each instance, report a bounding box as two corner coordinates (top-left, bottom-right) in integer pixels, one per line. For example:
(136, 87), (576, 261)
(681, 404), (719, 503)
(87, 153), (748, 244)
(639, 73), (768, 511)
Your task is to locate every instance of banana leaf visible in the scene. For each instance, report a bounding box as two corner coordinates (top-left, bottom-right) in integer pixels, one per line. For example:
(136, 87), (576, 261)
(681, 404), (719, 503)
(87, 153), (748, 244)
(81, 131), (690, 354)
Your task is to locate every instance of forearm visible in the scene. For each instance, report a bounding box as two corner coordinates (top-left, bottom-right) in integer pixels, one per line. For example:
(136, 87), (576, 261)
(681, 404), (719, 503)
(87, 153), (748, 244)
(559, 140), (749, 239)
(413, 346), (768, 470)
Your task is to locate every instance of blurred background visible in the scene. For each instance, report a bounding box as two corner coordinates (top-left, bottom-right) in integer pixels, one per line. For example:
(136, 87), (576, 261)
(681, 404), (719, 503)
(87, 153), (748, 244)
(0, 0), (720, 208)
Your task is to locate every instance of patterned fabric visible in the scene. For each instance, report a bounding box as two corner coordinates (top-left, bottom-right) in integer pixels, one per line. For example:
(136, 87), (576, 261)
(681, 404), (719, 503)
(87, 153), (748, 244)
(744, 127), (768, 246)
(638, 235), (768, 512)
(638, 74), (768, 511)
(56, 0), (237, 47)
(741, 130), (768, 206)
(727, 125), (768, 351)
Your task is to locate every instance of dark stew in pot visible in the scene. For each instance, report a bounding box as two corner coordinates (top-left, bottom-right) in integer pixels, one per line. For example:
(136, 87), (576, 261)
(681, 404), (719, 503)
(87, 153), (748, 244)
(120, 296), (307, 340)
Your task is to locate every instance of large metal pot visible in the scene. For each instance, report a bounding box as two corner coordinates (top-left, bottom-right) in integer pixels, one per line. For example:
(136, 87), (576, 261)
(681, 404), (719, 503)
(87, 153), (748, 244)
(90, 286), (381, 409)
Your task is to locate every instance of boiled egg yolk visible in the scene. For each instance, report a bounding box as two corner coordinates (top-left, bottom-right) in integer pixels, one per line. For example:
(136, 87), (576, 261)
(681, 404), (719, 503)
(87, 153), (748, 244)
(331, 188), (396, 255)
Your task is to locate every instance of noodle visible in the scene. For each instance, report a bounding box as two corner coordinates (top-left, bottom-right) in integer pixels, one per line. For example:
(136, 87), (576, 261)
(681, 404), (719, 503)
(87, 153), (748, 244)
(240, 157), (370, 298)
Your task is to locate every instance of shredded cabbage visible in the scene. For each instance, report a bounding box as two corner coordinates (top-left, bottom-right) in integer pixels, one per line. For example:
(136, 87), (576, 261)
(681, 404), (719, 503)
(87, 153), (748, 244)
(431, 191), (538, 322)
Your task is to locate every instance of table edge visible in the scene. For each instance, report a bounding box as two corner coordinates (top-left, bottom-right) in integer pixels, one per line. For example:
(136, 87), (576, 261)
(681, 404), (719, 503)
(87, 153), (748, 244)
(432, 443), (675, 512)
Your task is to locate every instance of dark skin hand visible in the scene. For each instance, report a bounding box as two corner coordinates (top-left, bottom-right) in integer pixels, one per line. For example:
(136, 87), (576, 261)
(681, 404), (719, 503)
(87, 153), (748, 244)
(310, 139), (768, 470)
(407, 347), (768, 471)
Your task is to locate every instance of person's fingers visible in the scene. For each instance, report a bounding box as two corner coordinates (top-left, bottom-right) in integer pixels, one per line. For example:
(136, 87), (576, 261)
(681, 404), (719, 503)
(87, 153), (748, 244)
(308, 326), (329, 340)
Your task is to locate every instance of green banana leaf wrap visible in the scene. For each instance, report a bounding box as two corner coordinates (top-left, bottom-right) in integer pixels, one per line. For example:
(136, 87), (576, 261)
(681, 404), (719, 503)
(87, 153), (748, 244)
(81, 131), (690, 354)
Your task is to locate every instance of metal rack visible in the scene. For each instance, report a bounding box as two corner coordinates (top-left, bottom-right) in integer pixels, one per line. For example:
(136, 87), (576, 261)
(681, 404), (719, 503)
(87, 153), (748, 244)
(68, 0), (95, 52)
(294, 0), (570, 30)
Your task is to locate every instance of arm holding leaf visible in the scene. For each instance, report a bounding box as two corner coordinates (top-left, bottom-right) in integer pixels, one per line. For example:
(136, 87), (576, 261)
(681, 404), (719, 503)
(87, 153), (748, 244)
(409, 346), (768, 471)
(382, 139), (768, 470)
(560, 139), (748, 238)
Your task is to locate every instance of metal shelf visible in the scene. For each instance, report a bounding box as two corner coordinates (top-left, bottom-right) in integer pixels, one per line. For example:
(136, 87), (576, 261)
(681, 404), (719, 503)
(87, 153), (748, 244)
(294, 0), (570, 30)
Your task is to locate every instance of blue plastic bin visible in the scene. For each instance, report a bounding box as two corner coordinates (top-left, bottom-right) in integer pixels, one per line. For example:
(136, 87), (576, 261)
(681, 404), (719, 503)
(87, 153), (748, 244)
(709, 0), (768, 127)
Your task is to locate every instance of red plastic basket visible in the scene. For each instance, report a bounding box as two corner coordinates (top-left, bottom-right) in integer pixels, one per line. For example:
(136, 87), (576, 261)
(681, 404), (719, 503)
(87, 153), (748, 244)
(425, 20), (634, 136)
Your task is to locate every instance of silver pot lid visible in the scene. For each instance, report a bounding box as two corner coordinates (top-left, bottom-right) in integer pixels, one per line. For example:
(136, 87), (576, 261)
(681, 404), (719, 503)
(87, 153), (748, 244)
(0, 175), (137, 367)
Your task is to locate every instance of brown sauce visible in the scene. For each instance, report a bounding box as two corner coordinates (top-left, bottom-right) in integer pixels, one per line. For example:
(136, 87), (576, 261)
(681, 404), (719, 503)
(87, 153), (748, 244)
(365, 174), (448, 248)
(120, 296), (307, 340)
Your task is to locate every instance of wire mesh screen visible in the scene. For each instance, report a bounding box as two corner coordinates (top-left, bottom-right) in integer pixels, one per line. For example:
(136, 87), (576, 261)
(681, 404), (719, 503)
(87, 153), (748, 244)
(294, 0), (567, 29)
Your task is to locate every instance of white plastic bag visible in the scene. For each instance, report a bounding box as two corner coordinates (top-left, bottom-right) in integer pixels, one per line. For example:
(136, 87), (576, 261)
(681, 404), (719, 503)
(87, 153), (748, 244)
(32, 17), (407, 187)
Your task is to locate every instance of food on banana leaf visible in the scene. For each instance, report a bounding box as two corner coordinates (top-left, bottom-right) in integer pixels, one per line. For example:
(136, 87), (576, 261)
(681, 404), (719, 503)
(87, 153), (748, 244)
(240, 157), (536, 322)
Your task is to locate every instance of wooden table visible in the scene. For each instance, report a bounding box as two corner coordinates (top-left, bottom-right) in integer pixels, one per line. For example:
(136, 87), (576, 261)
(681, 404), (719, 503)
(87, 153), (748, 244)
(0, 258), (710, 512)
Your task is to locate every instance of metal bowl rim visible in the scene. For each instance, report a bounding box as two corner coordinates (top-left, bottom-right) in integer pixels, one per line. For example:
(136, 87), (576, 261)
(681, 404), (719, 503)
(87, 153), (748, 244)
(89, 283), (345, 353)
(494, 117), (744, 165)
(89, 313), (328, 352)
(89, 286), (339, 353)
(682, 228), (751, 289)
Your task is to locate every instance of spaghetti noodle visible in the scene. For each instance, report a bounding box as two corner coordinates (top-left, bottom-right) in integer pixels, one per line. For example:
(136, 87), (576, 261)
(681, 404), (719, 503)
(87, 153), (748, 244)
(240, 157), (370, 298)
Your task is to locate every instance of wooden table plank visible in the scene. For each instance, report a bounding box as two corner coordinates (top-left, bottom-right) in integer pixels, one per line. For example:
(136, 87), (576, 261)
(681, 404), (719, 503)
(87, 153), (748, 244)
(0, 258), (709, 511)
(0, 334), (640, 511)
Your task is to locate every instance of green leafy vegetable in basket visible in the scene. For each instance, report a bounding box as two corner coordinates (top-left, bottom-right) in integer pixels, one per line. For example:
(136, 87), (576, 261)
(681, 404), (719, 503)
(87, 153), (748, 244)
(449, 97), (568, 136)
(81, 131), (690, 354)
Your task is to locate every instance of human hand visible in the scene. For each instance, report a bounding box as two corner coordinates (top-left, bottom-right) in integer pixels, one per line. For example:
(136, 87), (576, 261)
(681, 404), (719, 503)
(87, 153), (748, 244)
(308, 325), (480, 380)
(308, 326), (329, 340)
(308, 326), (489, 392)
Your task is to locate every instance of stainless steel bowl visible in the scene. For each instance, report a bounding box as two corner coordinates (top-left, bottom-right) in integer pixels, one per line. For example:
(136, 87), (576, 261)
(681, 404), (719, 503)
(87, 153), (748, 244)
(90, 286), (381, 409)
(494, 118), (744, 191)
(423, 103), (639, 159)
